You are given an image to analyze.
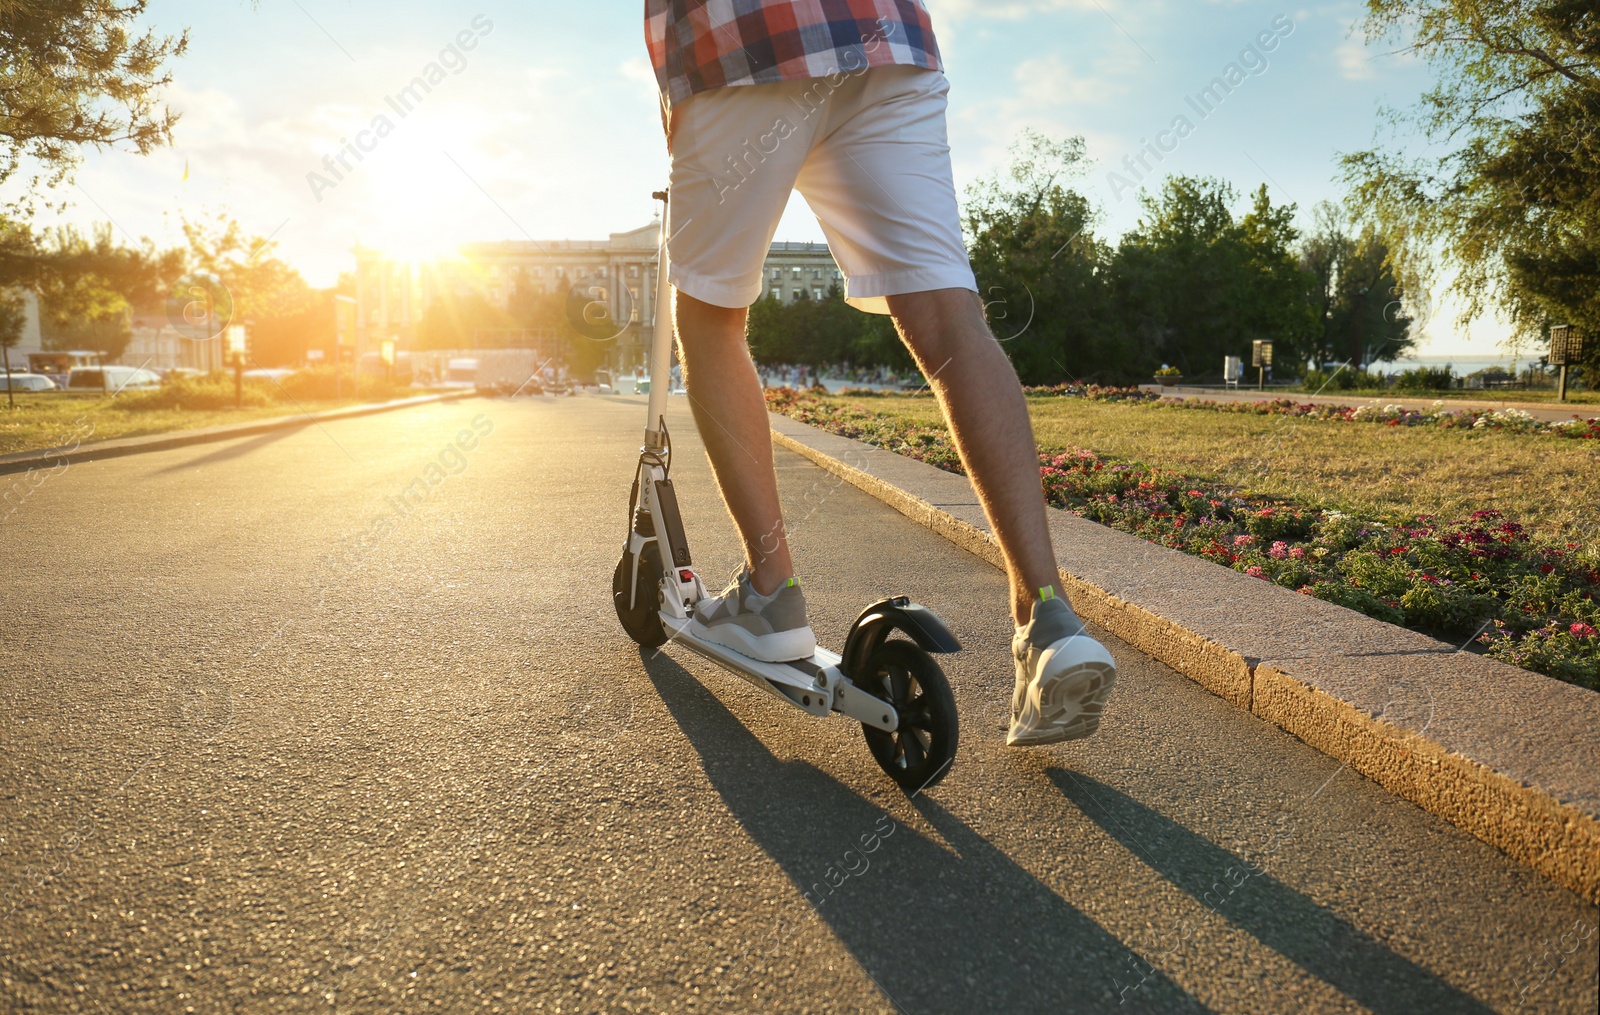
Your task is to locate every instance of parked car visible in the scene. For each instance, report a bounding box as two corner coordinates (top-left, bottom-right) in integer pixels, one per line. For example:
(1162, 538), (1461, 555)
(441, 357), (479, 389)
(66, 366), (161, 391)
(242, 368), (296, 383)
(0, 373), (59, 392)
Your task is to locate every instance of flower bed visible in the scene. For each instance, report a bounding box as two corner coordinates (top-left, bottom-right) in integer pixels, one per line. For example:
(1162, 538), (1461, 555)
(845, 383), (1600, 438)
(768, 389), (1600, 688)
(1157, 396), (1600, 439)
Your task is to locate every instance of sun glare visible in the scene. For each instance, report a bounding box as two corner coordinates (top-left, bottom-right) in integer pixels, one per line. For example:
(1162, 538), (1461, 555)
(355, 125), (485, 262)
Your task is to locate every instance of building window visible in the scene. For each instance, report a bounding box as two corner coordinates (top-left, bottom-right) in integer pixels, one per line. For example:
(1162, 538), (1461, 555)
(792, 289), (803, 301)
(629, 264), (639, 278)
(833, 270), (841, 280)
(791, 267), (802, 279)
(533, 266), (543, 278)
(771, 267), (780, 279)
(812, 268), (821, 279)
(812, 287), (822, 300)
(769, 287), (781, 301)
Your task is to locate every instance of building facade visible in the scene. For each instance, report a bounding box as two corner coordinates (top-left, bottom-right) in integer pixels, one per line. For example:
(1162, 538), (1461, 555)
(352, 226), (842, 373)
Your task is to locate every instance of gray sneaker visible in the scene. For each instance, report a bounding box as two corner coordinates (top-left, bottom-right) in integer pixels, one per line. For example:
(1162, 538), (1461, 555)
(1009, 593), (1117, 746)
(693, 568), (817, 663)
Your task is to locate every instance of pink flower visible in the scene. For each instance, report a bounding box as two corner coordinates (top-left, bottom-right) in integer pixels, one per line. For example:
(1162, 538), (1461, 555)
(1570, 622), (1598, 639)
(1269, 541), (1288, 559)
(1234, 535), (1253, 547)
(1288, 546), (1306, 560)
(1244, 565), (1268, 579)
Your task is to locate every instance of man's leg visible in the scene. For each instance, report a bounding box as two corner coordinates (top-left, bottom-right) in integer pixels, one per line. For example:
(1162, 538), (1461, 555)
(673, 291), (795, 595)
(885, 288), (1060, 625)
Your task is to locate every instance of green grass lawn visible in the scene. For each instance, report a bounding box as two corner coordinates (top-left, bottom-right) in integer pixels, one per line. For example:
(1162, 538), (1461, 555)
(0, 393), (365, 457)
(827, 393), (1600, 548)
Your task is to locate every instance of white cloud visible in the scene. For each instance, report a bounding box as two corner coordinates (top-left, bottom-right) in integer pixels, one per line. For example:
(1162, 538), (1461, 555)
(930, 0), (1105, 21)
(1335, 39), (1375, 81)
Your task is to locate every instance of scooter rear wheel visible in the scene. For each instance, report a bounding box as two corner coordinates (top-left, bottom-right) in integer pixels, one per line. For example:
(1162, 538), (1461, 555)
(613, 542), (669, 648)
(858, 641), (958, 791)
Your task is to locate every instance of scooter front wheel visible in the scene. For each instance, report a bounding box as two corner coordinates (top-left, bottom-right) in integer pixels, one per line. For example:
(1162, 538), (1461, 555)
(613, 542), (669, 648)
(858, 641), (958, 791)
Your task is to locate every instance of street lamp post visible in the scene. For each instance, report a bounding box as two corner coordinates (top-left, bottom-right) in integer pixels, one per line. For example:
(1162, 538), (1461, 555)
(1549, 324), (1583, 403)
(227, 325), (247, 409)
(1252, 340), (1274, 391)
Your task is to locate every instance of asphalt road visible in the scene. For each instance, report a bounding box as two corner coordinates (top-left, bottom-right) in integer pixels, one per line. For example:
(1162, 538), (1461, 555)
(2, 394), (1595, 1014)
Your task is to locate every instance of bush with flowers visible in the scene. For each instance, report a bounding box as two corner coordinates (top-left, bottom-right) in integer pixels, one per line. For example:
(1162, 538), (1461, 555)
(767, 389), (1600, 689)
(1155, 396), (1600, 439)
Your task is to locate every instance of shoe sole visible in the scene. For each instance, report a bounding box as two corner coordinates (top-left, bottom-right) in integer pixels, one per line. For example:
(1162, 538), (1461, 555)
(692, 618), (817, 664)
(1008, 640), (1118, 747)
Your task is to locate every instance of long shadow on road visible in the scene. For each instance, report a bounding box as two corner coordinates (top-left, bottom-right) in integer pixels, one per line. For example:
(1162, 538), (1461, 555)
(641, 650), (1212, 1014)
(1050, 770), (1495, 1015)
(151, 426), (301, 474)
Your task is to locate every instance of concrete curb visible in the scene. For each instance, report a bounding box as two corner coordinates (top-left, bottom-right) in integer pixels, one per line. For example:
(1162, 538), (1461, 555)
(769, 412), (1600, 904)
(0, 392), (477, 477)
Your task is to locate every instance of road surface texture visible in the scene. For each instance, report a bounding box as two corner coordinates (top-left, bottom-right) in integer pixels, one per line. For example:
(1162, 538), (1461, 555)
(2, 395), (1596, 1014)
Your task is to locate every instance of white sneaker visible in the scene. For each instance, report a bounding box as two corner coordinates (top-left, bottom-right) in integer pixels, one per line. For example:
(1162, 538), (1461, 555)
(1008, 593), (1117, 747)
(692, 568), (817, 663)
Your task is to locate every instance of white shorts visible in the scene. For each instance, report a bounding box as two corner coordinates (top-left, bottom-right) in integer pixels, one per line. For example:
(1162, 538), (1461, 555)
(666, 65), (976, 315)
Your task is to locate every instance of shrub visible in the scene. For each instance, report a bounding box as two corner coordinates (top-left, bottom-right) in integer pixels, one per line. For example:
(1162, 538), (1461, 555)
(114, 374), (274, 411)
(277, 366), (394, 402)
(1394, 365), (1455, 390)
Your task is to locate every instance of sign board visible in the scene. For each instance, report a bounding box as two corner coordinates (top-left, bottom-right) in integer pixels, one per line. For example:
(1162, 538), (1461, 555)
(1224, 356), (1243, 382)
(1251, 340), (1274, 368)
(1549, 324), (1583, 367)
(305, 349), (325, 361)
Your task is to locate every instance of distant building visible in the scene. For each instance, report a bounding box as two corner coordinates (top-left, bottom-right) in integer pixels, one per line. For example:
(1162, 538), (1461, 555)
(123, 309), (226, 373)
(352, 225), (841, 371)
(1, 289), (43, 369)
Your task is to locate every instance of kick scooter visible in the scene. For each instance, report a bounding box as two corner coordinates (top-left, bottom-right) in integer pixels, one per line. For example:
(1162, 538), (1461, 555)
(613, 190), (961, 791)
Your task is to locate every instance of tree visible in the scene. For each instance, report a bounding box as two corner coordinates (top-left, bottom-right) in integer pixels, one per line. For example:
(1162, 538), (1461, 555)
(1340, 0), (1598, 363)
(1297, 202), (1414, 369)
(1, 0), (188, 212)
(1109, 177), (1314, 377)
(27, 223), (179, 360)
(417, 290), (513, 350)
(963, 129), (1121, 383)
(744, 285), (911, 372)
(181, 212), (312, 324)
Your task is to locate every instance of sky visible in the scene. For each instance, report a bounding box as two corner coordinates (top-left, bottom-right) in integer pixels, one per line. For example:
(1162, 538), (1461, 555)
(31, 0), (1519, 358)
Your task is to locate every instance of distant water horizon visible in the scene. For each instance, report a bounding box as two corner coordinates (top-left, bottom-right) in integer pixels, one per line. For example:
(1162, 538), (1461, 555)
(1381, 353), (1526, 375)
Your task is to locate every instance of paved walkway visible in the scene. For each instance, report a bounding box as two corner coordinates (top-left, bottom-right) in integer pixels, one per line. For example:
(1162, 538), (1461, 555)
(2, 395), (1595, 1013)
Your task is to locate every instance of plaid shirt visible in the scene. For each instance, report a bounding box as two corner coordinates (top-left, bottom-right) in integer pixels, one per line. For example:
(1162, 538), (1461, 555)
(645, 0), (942, 112)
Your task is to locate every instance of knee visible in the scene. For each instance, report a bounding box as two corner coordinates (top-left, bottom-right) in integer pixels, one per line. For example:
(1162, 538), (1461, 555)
(674, 291), (748, 357)
(887, 288), (991, 360)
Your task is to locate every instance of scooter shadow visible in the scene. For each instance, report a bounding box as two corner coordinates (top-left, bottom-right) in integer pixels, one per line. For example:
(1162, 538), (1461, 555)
(640, 649), (1213, 1014)
(1048, 769), (1496, 1015)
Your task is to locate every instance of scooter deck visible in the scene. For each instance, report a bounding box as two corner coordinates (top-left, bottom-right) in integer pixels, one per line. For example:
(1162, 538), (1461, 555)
(658, 614), (899, 732)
